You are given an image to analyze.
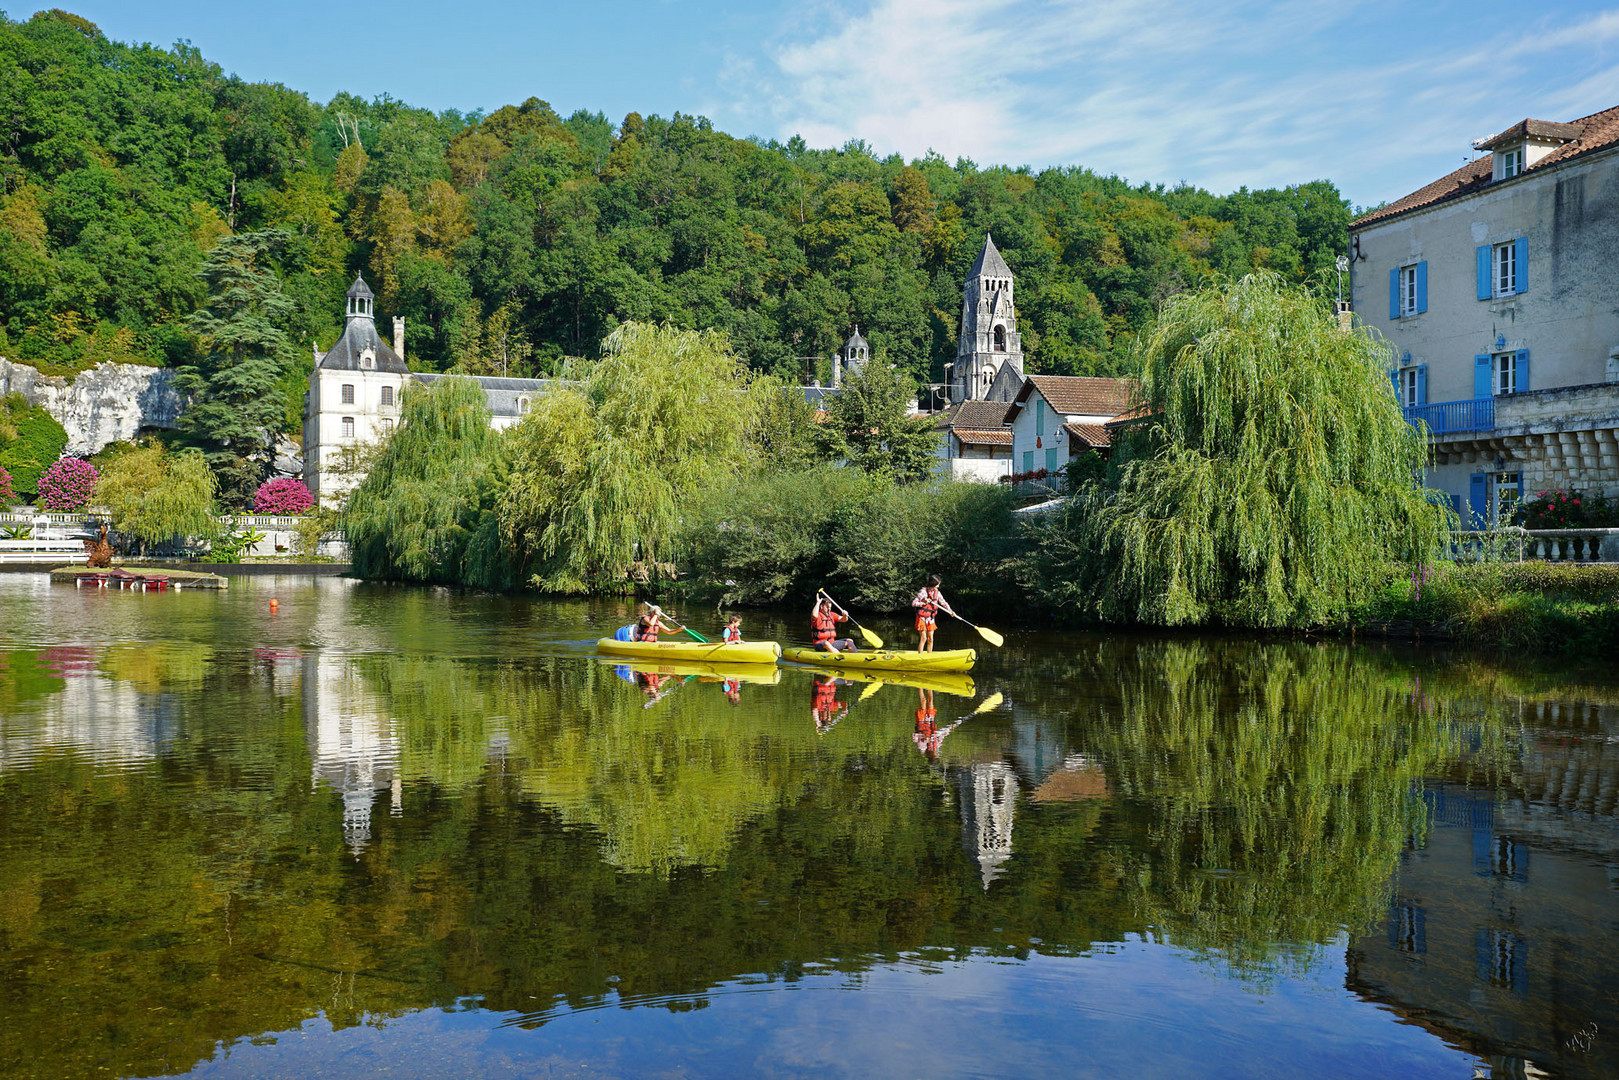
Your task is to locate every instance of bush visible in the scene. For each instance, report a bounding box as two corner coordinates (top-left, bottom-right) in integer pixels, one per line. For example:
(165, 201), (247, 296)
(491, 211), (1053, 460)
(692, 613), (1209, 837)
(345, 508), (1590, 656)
(37, 458), (99, 511)
(678, 467), (1020, 612)
(0, 395), (69, 500)
(1515, 489), (1619, 529)
(0, 464), (13, 505)
(253, 477), (315, 516)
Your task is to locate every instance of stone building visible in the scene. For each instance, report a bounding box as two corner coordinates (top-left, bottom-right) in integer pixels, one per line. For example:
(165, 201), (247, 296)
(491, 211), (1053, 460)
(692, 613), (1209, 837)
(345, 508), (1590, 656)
(302, 275), (552, 504)
(1350, 105), (1619, 523)
(952, 234), (1026, 404)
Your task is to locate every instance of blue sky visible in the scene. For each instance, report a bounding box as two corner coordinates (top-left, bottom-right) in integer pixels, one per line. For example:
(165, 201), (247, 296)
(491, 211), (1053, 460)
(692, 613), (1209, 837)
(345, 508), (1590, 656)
(58, 0), (1619, 208)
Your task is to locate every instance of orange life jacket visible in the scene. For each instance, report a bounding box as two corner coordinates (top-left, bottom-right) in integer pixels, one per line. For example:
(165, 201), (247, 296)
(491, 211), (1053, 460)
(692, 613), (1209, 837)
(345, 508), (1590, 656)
(812, 608), (840, 644)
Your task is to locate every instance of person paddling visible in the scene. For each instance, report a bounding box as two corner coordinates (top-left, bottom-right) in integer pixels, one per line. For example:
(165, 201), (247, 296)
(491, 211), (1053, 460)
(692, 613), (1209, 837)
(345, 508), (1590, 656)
(635, 603), (681, 643)
(911, 575), (957, 652)
(811, 594), (859, 654)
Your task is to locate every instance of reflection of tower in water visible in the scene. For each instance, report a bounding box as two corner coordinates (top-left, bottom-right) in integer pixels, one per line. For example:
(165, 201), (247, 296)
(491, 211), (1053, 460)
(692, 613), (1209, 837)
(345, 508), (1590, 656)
(302, 655), (400, 856)
(957, 760), (1016, 889)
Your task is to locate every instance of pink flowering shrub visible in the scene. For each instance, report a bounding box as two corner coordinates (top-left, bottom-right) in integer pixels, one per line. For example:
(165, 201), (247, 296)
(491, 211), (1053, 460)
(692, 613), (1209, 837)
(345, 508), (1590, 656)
(253, 477), (315, 516)
(37, 458), (99, 511)
(0, 465), (14, 505)
(1516, 489), (1619, 529)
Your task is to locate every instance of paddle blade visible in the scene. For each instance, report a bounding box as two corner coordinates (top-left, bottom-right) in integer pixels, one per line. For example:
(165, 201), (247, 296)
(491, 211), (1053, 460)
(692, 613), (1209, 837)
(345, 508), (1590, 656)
(682, 627), (710, 644)
(972, 691), (1004, 715)
(859, 626), (884, 649)
(975, 625), (1005, 648)
(858, 681), (884, 702)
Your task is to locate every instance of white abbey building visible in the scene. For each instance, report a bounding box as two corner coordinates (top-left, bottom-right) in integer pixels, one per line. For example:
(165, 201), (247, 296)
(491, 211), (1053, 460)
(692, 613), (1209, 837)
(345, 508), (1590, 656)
(303, 275), (552, 504)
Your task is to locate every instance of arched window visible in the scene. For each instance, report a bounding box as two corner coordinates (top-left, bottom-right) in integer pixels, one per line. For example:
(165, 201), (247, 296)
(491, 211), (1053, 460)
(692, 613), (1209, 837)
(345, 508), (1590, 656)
(518, 396), (531, 414)
(381, 418), (394, 433)
(342, 416), (355, 439)
(993, 325), (1006, 351)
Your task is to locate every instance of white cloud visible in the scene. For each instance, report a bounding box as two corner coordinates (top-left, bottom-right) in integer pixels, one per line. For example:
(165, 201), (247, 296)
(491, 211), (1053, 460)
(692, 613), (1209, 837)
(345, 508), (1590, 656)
(745, 0), (1619, 204)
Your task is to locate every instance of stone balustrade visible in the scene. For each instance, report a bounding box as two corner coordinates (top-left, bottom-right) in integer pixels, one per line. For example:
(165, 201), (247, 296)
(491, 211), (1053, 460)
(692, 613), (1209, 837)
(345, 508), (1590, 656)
(1449, 527), (1619, 563)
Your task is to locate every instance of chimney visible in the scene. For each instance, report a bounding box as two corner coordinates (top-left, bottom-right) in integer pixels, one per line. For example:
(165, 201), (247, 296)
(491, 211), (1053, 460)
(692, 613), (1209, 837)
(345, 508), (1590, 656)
(393, 316), (406, 363)
(832, 351), (842, 389)
(1334, 300), (1352, 333)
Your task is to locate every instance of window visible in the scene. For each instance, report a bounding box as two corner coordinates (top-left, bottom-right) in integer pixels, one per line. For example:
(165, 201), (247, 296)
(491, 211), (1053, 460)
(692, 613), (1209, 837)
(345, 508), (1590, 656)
(1399, 266), (1419, 316)
(341, 383), (355, 404)
(1497, 147), (1523, 179)
(1389, 261), (1426, 318)
(1494, 242), (1517, 297)
(517, 396), (531, 414)
(1399, 368), (1420, 408)
(380, 385), (394, 407)
(993, 325), (1007, 351)
(381, 418), (394, 433)
(342, 416), (355, 439)
(1493, 352), (1517, 395)
(1493, 472), (1521, 523)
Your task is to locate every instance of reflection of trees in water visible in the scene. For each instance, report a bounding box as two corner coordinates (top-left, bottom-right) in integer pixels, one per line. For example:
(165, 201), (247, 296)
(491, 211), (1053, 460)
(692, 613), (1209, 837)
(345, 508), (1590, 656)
(1052, 639), (1515, 971)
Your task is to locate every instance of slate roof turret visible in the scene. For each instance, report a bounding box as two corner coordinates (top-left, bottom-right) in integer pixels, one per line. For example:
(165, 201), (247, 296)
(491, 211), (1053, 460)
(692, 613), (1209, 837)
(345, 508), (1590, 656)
(346, 274), (374, 300)
(967, 233), (1012, 280)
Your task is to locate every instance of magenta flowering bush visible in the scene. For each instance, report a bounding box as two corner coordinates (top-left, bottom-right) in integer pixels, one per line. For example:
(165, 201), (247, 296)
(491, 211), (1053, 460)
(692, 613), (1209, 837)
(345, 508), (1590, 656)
(0, 465), (14, 505)
(37, 458), (99, 511)
(253, 477), (315, 516)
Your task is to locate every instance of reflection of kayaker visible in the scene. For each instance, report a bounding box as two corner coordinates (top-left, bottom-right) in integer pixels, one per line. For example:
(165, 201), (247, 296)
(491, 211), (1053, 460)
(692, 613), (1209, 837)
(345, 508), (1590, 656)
(722, 678), (741, 705)
(811, 674), (848, 733)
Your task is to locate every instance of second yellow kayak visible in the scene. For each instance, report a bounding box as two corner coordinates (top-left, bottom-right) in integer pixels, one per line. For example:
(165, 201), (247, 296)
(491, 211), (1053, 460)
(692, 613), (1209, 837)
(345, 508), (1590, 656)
(780, 646), (976, 673)
(598, 638), (782, 664)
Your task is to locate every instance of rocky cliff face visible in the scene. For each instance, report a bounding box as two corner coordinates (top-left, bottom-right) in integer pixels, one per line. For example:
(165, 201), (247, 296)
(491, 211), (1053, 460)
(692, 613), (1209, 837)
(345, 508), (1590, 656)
(0, 358), (183, 454)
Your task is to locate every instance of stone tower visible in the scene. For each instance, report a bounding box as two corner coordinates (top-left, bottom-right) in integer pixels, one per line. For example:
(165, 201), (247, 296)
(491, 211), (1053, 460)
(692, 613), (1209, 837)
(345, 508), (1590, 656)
(833, 326), (870, 388)
(955, 234), (1024, 402)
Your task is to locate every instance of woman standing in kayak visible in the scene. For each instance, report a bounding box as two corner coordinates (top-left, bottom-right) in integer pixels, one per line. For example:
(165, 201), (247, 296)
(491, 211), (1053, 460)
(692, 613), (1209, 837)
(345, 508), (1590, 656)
(911, 575), (956, 653)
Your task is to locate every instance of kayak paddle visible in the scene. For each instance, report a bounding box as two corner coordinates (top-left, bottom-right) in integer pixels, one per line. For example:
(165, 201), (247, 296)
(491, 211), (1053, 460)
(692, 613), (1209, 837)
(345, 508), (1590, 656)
(651, 605), (709, 644)
(819, 590), (884, 649)
(943, 609), (1004, 648)
(962, 691), (1004, 717)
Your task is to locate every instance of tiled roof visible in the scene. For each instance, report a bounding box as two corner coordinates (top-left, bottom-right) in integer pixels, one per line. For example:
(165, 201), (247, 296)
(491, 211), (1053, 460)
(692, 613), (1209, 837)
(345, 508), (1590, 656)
(1019, 375), (1138, 417)
(1062, 422), (1111, 447)
(956, 428), (1013, 446)
(1353, 104), (1619, 227)
(936, 399), (1014, 430)
(318, 318), (409, 374)
(1104, 404), (1154, 428)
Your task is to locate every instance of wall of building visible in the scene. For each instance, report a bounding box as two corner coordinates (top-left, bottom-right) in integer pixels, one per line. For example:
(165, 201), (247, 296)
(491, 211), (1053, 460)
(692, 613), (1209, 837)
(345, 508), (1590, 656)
(303, 367), (404, 503)
(1352, 148), (1619, 407)
(0, 358), (183, 454)
(1008, 396), (1113, 474)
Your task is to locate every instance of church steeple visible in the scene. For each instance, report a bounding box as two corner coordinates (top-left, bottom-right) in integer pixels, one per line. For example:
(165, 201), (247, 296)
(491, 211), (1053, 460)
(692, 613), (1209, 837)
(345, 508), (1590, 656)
(955, 234), (1023, 402)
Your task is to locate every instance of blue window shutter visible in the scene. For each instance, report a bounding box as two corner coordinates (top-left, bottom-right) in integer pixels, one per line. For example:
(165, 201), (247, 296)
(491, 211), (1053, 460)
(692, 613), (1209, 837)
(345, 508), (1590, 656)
(1416, 261), (1428, 313)
(1469, 472), (1488, 527)
(1516, 473), (1524, 504)
(1389, 268), (1400, 319)
(1514, 236), (1528, 293)
(1452, 492), (1461, 517)
(1036, 399), (1045, 438)
(1416, 365), (1427, 405)
(1022, 450), (1033, 473)
(1477, 245), (1492, 300)
(1389, 370), (1399, 395)
(1514, 348), (1529, 393)
(1474, 354), (1491, 398)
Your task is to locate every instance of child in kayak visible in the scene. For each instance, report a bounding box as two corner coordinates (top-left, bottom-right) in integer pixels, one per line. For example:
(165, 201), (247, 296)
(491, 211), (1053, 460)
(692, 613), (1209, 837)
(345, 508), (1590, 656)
(720, 614), (744, 643)
(911, 575), (956, 652)
(811, 595), (859, 654)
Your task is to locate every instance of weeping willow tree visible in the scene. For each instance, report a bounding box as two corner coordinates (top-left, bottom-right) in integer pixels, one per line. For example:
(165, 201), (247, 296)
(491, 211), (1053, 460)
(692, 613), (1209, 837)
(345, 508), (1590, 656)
(95, 441), (218, 551)
(500, 322), (763, 593)
(1029, 272), (1447, 628)
(343, 376), (515, 587)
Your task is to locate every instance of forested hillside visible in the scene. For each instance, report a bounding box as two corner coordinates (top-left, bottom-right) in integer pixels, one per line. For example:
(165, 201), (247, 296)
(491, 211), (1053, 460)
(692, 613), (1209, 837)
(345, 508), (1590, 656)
(0, 9), (1352, 396)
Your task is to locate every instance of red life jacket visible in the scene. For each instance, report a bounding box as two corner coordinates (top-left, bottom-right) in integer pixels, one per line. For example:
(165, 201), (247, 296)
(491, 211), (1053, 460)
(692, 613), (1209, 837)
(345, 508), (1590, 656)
(812, 608), (840, 644)
(637, 618), (659, 643)
(721, 626), (740, 643)
(918, 589), (940, 618)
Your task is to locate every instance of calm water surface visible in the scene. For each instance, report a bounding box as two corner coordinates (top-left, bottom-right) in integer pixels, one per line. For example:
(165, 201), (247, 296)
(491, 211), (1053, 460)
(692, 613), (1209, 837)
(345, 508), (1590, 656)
(0, 573), (1615, 1079)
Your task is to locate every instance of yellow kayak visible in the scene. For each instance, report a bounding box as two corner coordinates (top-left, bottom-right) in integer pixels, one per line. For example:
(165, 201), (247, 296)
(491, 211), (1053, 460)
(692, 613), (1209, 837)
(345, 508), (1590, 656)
(597, 638), (782, 665)
(603, 657), (781, 684)
(780, 646), (976, 673)
(794, 665), (975, 697)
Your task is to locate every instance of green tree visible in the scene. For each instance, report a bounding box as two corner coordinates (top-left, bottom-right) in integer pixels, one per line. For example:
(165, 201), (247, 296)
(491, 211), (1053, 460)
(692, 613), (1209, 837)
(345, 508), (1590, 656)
(177, 229), (295, 507)
(817, 363), (940, 482)
(342, 376), (513, 586)
(0, 393), (69, 500)
(1023, 272), (1446, 628)
(95, 441), (218, 551)
(499, 322), (758, 592)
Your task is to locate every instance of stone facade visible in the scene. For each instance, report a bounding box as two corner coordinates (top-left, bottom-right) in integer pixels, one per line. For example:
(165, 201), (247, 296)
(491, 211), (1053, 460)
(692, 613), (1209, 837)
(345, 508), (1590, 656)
(0, 357), (182, 455)
(954, 234), (1025, 403)
(1350, 107), (1619, 521)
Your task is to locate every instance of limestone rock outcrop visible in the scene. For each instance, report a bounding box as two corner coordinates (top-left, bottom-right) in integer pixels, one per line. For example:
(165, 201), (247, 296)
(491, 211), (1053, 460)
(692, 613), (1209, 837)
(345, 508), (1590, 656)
(0, 358), (183, 455)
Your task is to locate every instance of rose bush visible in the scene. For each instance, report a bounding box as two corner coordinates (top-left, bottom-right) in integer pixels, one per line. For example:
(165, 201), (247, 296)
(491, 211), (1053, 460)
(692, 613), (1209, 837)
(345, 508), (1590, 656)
(1516, 489), (1619, 529)
(252, 477), (315, 516)
(0, 464), (14, 505)
(37, 458), (99, 511)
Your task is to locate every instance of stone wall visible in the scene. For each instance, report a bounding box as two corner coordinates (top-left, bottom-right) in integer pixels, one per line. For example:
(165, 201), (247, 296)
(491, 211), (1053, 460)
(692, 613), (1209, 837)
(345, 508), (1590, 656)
(0, 358), (182, 455)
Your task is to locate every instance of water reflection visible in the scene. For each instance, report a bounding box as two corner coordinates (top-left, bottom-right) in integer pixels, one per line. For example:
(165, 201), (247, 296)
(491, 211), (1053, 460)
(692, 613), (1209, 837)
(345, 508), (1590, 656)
(0, 576), (1616, 1079)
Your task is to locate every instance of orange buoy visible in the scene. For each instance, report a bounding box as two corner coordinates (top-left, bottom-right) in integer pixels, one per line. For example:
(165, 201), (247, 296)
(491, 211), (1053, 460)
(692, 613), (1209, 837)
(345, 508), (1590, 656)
(269, 599), (279, 612)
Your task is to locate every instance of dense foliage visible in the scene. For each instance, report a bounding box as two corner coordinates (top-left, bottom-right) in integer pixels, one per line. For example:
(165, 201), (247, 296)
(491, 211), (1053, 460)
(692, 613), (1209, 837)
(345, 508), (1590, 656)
(94, 441), (218, 549)
(342, 376), (512, 586)
(678, 465), (1018, 611)
(37, 456), (97, 510)
(815, 364), (941, 482)
(0, 393), (68, 499)
(1021, 274), (1447, 628)
(253, 476), (315, 515)
(1516, 488), (1619, 529)
(0, 10), (1352, 396)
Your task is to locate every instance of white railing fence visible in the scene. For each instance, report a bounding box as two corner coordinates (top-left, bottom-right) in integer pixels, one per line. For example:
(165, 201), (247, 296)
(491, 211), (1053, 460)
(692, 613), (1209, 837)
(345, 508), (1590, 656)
(1448, 527), (1619, 564)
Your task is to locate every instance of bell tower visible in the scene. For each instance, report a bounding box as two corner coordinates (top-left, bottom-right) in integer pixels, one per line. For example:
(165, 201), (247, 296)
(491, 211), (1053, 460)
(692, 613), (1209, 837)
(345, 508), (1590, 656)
(955, 234), (1024, 402)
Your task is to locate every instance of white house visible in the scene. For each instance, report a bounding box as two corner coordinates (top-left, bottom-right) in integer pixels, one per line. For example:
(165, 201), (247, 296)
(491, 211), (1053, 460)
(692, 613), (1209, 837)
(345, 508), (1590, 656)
(1006, 375), (1137, 478)
(1350, 105), (1619, 524)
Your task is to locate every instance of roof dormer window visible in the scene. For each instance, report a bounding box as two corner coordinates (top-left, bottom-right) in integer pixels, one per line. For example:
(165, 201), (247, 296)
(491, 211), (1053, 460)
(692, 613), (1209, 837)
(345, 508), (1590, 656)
(1495, 146), (1523, 181)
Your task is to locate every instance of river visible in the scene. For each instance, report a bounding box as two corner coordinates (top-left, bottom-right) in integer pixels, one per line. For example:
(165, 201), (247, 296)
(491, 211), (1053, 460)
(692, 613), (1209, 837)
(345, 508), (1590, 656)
(0, 573), (1614, 1079)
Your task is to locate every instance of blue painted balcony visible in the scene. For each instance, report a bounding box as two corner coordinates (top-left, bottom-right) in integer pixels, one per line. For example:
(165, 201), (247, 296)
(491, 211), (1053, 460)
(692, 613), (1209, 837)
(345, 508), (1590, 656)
(1403, 397), (1495, 437)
